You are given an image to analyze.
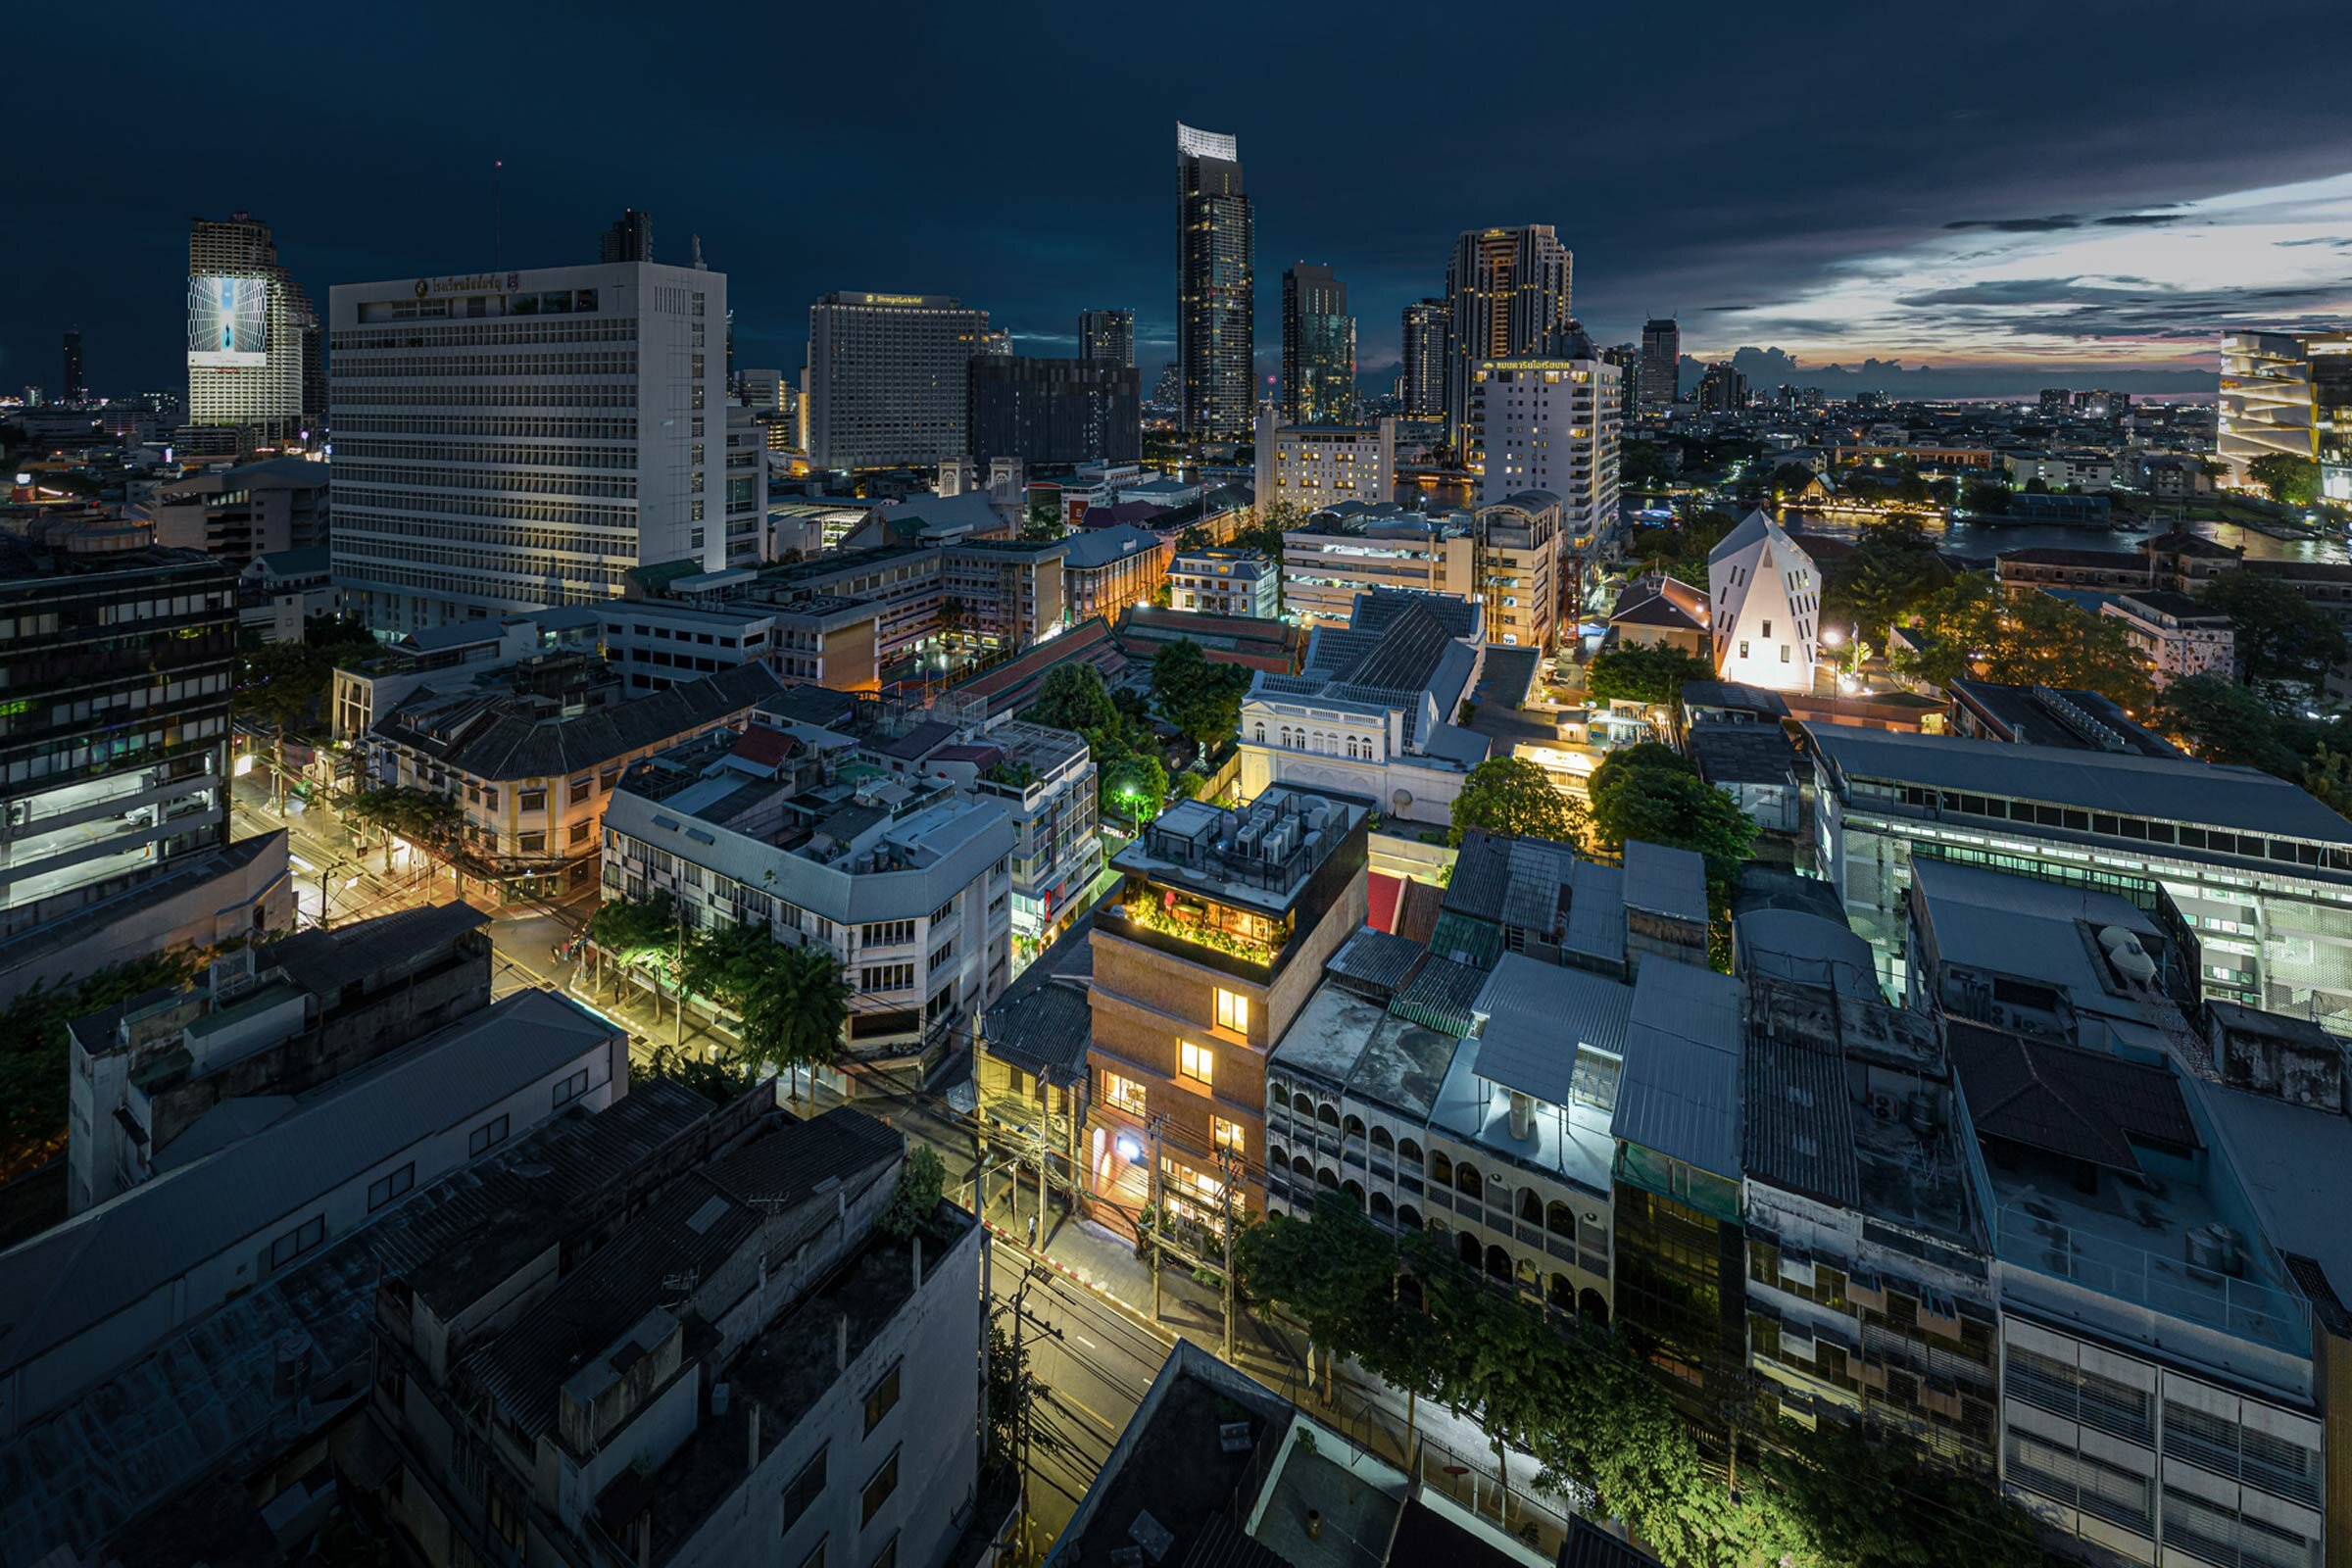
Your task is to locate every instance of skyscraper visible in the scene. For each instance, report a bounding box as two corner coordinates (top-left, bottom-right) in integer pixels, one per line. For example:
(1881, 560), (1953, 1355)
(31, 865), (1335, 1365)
(1442, 225), (1572, 447)
(1639, 318), (1681, 412)
(1602, 342), (1642, 423)
(1079, 308), (1136, 368)
(2219, 330), (2352, 500)
(1281, 263), (1354, 424)
(1696, 360), (1747, 414)
(187, 213), (317, 443)
(329, 261), (727, 632)
(1400, 299), (1448, 418)
(599, 208), (654, 263)
(802, 291), (989, 470)
(60, 330), (82, 403)
(1175, 122), (1254, 444)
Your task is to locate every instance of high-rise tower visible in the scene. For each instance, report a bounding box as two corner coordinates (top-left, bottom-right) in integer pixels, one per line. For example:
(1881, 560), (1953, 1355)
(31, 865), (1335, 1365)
(1079, 308), (1136, 368)
(187, 213), (317, 443)
(60, 330), (82, 403)
(1442, 225), (1572, 447)
(1176, 123), (1254, 444)
(1281, 264), (1354, 424)
(1400, 299), (1448, 418)
(1640, 318), (1681, 412)
(600, 209), (654, 263)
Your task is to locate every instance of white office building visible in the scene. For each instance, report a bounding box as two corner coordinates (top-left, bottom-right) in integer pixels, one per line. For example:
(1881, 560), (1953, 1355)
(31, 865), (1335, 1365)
(803, 291), (989, 471)
(1168, 547), (1279, 618)
(1466, 349), (1622, 548)
(187, 214), (317, 442)
(328, 261), (727, 633)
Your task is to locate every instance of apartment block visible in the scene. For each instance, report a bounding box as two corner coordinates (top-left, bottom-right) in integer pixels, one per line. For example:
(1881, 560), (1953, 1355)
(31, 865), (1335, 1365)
(1254, 414), (1396, 516)
(1166, 547), (1278, 618)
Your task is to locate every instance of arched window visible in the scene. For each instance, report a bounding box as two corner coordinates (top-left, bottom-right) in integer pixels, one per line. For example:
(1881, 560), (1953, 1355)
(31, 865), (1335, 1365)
(1316, 1165), (1340, 1190)
(1344, 1114), (1366, 1140)
(1292, 1153), (1313, 1178)
(1485, 1244), (1511, 1280)
(1459, 1233), (1483, 1268)
(1455, 1160), (1482, 1197)
(1399, 1204), (1423, 1232)
(1268, 1144), (1288, 1171)
(1549, 1273), (1575, 1309)
(1254, 722), (1265, 744)
(1428, 1150), (1452, 1186)
(1579, 1290), (1610, 1328)
(1342, 1179), (1364, 1206)
(1370, 1192), (1395, 1221)
(1369, 1126), (1394, 1152)
(1398, 1137), (1422, 1166)
(1292, 1092), (1315, 1116)
(1316, 1102), (1341, 1128)
(1517, 1189), (1542, 1224)
(1547, 1200), (1576, 1237)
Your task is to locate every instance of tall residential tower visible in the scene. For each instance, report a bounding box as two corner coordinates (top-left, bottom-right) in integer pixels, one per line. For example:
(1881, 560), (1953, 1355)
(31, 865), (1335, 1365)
(187, 213), (318, 444)
(1176, 122), (1254, 444)
(1401, 298), (1448, 418)
(1281, 263), (1354, 424)
(1639, 317), (1681, 412)
(802, 291), (990, 471)
(1079, 307), (1136, 368)
(1442, 225), (1572, 447)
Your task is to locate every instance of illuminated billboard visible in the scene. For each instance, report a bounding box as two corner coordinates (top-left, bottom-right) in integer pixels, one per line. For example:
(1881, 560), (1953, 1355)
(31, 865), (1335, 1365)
(187, 274), (269, 368)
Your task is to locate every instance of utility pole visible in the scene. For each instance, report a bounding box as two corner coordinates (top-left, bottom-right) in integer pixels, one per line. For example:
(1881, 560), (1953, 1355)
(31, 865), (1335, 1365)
(1148, 1115), (1164, 1321)
(1217, 1143), (1240, 1361)
(672, 899), (686, 1050)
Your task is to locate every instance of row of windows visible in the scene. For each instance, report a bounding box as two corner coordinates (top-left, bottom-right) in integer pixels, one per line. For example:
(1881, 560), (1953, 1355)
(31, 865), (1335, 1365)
(334, 437), (638, 468)
(332, 413), (639, 441)
(335, 462), (639, 500)
(334, 316), (635, 350)
(1853, 786), (2352, 872)
(333, 350), (638, 379)
(334, 486), (639, 528)
(335, 513), (636, 556)
(337, 539), (633, 587)
(334, 384), (640, 409)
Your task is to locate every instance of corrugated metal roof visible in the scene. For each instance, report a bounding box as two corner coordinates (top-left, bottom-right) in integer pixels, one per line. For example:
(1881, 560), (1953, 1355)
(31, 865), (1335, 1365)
(1470, 955), (1633, 1107)
(1390, 956), (1488, 1037)
(1741, 1034), (1860, 1207)
(1611, 963), (1744, 1177)
(1324, 928), (1427, 998)
(1621, 840), (1709, 925)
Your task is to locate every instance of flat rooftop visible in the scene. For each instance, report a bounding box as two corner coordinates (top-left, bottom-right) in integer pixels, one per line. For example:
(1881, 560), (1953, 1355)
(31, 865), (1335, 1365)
(1113, 786), (1365, 915)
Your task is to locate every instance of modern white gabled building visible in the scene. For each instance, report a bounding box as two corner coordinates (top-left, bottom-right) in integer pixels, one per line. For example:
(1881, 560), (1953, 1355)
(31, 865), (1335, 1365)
(1707, 510), (1819, 694)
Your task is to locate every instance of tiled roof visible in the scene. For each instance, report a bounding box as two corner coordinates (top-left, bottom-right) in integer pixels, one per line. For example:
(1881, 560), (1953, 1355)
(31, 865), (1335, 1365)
(376, 662), (784, 781)
(1947, 1020), (2198, 1171)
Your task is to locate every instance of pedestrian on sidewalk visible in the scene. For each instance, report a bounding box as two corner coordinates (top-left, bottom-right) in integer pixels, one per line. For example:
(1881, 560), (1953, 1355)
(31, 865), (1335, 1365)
(1026, 1214), (1038, 1250)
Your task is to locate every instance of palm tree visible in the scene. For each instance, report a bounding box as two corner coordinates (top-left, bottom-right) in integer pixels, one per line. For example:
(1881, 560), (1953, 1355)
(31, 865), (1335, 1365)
(757, 943), (851, 1111)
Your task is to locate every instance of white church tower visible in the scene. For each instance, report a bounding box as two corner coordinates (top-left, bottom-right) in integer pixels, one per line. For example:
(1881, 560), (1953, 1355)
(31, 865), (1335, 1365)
(1707, 510), (1820, 693)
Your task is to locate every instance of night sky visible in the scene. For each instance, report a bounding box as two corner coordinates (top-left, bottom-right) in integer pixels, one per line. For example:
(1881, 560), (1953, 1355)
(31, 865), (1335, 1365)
(15, 0), (2352, 400)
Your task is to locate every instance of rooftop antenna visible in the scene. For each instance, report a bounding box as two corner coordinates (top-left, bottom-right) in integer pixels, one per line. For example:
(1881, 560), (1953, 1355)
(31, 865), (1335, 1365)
(493, 159), (504, 269)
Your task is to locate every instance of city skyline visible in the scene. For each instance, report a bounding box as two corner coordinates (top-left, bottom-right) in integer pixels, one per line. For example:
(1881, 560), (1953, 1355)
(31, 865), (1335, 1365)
(12, 2), (2352, 401)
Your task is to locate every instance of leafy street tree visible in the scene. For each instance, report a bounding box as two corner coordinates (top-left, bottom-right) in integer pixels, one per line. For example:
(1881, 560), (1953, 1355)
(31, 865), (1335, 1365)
(1102, 749), (1169, 823)
(1627, 509), (1739, 582)
(1820, 514), (1951, 645)
(587, 889), (681, 1003)
(237, 642), (336, 809)
(1448, 757), (1586, 849)
(1586, 645), (1713, 708)
(1150, 637), (1252, 751)
(2249, 453), (2322, 509)
(1768, 462), (1819, 499)
(2155, 674), (2341, 784)
(344, 785), (466, 886)
(1892, 572), (2152, 712)
(2198, 570), (2347, 687)
(1026, 662), (1122, 738)
(640, 1040), (760, 1104)
(1587, 744), (1757, 960)
(0, 949), (202, 1179)
(1022, 496), (1066, 539)
(1958, 479), (2014, 515)
(676, 918), (850, 1104)
(1025, 662), (1168, 821)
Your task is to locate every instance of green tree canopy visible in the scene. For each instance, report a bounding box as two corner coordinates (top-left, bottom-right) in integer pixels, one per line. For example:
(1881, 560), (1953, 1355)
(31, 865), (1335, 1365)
(2249, 453), (2322, 508)
(1448, 757), (1586, 849)
(2155, 674), (2340, 782)
(588, 890), (680, 970)
(1586, 645), (1713, 708)
(0, 949), (204, 1180)
(1628, 509), (1739, 582)
(1587, 744), (1757, 936)
(1026, 662), (1121, 738)
(1892, 572), (2153, 712)
(678, 922), (850, 1099)
(2198, 569), (2346, 686)
(1151, 637), (1253, 751)
(1821, 514), (1952, 646)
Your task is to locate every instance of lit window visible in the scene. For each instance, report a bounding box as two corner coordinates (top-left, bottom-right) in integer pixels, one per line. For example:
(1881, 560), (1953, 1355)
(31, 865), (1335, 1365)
(1104, 1072), (1147, 1114)
(1180, 1041), (1214, 1087)
(1214, 988), (1250, 1034)
(1213, 1116), (1244, 1154)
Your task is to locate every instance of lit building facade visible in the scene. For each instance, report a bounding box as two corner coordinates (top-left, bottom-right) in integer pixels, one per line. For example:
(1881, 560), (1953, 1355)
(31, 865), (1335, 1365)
(1079, 307), (1135, 368)
(1254, 415), (1396, 518)
(1466, 352), (1623, 553)
(1401, 299), (1449, 420)
(187, 214), (318, 443)
(1639, 318), (1680, 413)
(1176, 123), (1255, 444)
(803, 291), (989, 471)
(1442, 225), (1572, 447)
(1281, 263), (1355, 424)
(328, 261), (726, 632)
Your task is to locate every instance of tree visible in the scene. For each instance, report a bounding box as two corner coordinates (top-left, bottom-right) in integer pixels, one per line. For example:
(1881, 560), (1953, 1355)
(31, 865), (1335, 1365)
(2199, 570), (2346, 687)
(1151, 638), (1251, 751)
(1448, 757), (1586, 849)
(344, 784), (466, 881)
(1821, 514), (1951, 646)
(881, 1145), (948, 1238)
(1892, 572), (2153, 711)
(0, 948), (204, 1180)
(1102, 749), (1169, 823)
(1022, 497), (1065, 539)
(1767, 463), (1818, 500)
(1587, 645), (1713, 708)
(1958, 479), (2013, 515)
(2154, 675), (2338, 782)
(1628, 509), (1738, 582)
(588, 889), (680, 1001)
(1025, 662), (1121, 738)
(640, 1040), (760, 1104)
(237, 642), (335, 809)
(2248, 453), (2322, 509)
(1587, 745), (1757, 947)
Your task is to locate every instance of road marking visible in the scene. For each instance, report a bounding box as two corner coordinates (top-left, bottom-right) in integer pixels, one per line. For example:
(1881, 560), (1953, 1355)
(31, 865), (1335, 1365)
(1071, 1333), (1097, 1350)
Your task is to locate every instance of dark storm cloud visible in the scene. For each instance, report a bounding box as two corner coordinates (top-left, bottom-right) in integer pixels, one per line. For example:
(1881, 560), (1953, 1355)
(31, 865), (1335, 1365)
(1943, 216), (2083, 232)
(11, 0), (2352, 391)
(2094, 214), (2188, 226)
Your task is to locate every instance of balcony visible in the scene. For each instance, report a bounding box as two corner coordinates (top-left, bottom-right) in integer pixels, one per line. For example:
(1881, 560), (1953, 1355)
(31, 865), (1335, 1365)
(1097, 898), (1284, 982)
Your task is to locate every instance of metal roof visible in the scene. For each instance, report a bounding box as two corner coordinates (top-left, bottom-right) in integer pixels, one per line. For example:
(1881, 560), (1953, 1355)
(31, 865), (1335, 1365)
(0, 989), (620, 1381)
(1622, 840), (1708, 924)
(376, 662), (785, 782)
(1389, 956), (1489, 1037)
(1810, 724), (2352, 845)
(1470, 955), (1634, 1107)
(1741, 1033), (1860, 1207)
(1947, 1019), (2197, 1171)
(1324, 928), (1428, 998)
(1611, 962), (1744, 1177)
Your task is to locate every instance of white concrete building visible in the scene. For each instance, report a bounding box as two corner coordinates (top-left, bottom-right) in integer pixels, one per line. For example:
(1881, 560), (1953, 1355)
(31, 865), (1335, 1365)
(1254, 414), (1396, 515)
(2004, 450), (2118, 492)
(1168, 547), (1279, 618)
(328, 261), (727, 633)
(1466, 351), (1623, 554)
(1280, 504), (1475, 631)
(1239, 588), (1490, 827)
(2103, 590), (2235, 688)
(187, 214), (317, 443)
(1708, 510), (1819, 694)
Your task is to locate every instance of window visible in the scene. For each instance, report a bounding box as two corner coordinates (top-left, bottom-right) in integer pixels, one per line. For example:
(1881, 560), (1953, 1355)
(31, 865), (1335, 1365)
(1780, 645), (1790, 662)
(1104, 1071), (1147, 1114)
(368, 1162), (416, 1211)
(1180, 1041), (1214, 1088)
(781, 1447), (827, 1535)
(519, 789), (547, 812)
(1214, 988), (1250, 1035)
(1761, 620), (1772, 638)
(1213, 1116), (1245, 1154)
(518, 831), (547, 853)
(553, 1067), (590, 1107)
(862, 919), (914, 947)
(570, 820), (591, 846)
(860, 963), (914, 993)
(860, 1447), (900, 1526)
(270, 1213), (326, 1268)
(1739, 641), (1750, 659)
(569, 775), (593, 805)
(468, 1114), (510, 1156)
(863, 1361), (902, 1434)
